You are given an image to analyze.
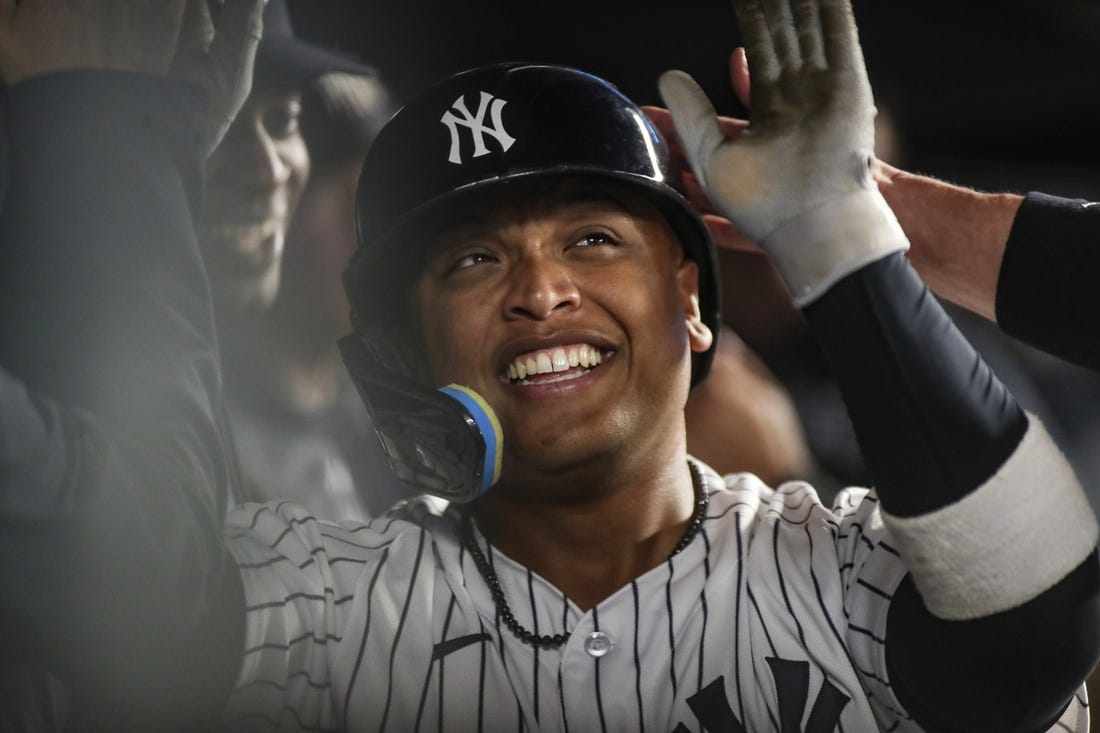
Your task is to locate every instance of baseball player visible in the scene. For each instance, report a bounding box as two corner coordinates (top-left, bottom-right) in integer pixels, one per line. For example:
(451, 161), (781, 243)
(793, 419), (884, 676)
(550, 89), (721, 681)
(2, 1), (1099, 733)
(219, 1), (1097, 731)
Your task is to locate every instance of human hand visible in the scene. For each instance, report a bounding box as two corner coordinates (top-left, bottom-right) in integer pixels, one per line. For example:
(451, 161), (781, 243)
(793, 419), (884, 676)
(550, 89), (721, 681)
(170, 0), (265, 153)
(0, 0), (187, 85)
(658, 0), (908, 306)
(644, 99), (758, 255)
(645, 49), (757, 255)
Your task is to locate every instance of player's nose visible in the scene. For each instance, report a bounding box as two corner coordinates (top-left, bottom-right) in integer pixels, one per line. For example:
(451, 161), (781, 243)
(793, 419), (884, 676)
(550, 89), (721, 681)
(502, 254), (580, 321)
(237, 120), (294, 189)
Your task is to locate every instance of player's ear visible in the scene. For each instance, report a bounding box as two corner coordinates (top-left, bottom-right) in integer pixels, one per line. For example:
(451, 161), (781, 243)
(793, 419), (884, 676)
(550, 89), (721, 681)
(678, 258), (713, 354)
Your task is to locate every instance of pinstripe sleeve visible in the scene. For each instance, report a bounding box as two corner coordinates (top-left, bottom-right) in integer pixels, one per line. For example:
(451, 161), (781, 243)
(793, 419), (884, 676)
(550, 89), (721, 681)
(830, 488), (914, 730)
(222, 502), (375, 731)
(220, 500), (443, 732)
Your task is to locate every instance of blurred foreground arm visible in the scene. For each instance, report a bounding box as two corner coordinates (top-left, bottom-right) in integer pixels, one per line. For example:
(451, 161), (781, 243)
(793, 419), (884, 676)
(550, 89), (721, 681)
(0, 0), (262, 726)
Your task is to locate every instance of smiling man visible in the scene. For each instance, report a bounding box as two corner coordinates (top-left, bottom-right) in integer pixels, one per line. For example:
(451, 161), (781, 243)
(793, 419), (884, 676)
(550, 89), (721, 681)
(3, 0), (1099, 731)
(198, 0), (371, 315)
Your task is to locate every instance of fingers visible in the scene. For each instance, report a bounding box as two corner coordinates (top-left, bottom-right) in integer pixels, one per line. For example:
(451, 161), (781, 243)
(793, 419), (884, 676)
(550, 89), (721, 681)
(819, 0), (864, 71)
(657, 70), (726, 185)
(199, 0), (263, 151)
(733, 0), (839, 74)
(731, 0), (779, 84)
(208, 0), (264, 81)
(644, 104), (747, 142)
(703, 215), (763, 254)
(792, 0), (825, 69)
(728, 48), (751, 108)
(174, 0), (216, 63)
(643, 99), (747, 219)
(759, 0), (800, 67)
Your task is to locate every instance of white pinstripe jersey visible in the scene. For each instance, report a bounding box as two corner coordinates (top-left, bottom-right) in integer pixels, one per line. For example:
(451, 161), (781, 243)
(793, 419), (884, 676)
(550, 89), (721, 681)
(221, 462), (1089, 732)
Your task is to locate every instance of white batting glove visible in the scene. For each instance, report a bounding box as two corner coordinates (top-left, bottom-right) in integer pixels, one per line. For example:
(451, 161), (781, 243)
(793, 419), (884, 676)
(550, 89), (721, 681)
(658, 0), (908, 306)
(171, 0), (265, 154)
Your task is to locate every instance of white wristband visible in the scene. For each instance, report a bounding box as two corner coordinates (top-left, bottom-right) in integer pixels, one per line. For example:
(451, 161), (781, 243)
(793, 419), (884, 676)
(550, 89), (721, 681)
(881, 415), (1099, 621)
(763, 188), (910, 307)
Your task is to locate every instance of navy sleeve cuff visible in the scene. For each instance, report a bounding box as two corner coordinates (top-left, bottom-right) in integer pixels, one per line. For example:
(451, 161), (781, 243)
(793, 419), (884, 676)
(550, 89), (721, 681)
(996, 191), (1100, 371)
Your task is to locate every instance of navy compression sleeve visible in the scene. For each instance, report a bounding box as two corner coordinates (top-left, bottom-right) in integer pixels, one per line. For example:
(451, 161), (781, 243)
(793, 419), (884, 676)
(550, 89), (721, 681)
(802, 251), (1100, 733)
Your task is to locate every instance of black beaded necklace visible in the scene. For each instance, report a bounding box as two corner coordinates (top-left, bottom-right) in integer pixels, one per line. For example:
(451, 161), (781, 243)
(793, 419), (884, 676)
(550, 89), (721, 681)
(461, 460), (711, 650)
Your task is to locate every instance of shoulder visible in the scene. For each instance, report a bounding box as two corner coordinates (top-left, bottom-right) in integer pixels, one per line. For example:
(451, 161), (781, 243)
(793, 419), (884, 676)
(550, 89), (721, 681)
(697, 462), (893, 569)
(225, 497), (455, 577)
(701, 461), (876, 528)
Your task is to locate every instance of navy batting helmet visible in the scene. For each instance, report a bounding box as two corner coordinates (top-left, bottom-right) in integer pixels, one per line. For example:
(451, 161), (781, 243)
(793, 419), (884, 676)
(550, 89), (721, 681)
(340, 62), (720, 502)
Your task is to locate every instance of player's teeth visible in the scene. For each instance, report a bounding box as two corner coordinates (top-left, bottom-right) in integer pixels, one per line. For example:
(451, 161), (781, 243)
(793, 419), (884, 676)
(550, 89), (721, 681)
(552, 348), (568, 372)
(507, 345), (604, 381)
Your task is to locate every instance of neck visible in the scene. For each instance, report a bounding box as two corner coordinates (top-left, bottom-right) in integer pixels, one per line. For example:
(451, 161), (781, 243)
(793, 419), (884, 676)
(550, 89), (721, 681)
(471, 451), (698, 611)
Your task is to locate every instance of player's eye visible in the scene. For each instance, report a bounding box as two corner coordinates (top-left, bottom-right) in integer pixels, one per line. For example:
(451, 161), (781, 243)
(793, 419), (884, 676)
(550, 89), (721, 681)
(572, 230), (619, 249)
(448, 251), (497, 273)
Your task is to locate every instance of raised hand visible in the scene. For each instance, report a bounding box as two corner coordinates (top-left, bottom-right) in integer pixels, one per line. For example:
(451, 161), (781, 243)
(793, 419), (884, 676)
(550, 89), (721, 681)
(0, 0), (264, 154)
(658, 0), (908, 305)
(170, 0), (265, 152)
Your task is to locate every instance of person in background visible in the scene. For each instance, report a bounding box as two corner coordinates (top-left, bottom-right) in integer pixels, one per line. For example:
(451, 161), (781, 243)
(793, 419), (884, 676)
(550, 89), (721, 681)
(201, 0), (397, 519)
(226, 69), (406, 518)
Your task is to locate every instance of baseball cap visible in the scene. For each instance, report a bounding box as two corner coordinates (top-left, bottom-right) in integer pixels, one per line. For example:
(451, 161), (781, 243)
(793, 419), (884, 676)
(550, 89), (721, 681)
(251, 0), (377, 90)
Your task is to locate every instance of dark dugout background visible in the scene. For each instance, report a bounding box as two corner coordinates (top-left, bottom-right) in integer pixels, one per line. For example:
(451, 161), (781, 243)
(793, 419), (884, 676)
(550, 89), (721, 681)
(290, 0), (1100, 197)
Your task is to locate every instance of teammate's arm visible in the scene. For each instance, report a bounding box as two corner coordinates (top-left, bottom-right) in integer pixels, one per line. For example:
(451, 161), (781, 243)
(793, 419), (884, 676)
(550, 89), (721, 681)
(878, 165), (1100, 373)
(659, 0), (1100, 730)
(0, 1), (261, 725)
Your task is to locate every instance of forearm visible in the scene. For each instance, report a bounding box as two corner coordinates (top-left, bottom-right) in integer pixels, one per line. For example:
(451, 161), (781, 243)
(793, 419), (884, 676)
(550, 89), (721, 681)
(0, 71), (242, 725)
(876, 163), (1023, 322)
(0, 69), (228, 540)
(803, 253), (1099, 731)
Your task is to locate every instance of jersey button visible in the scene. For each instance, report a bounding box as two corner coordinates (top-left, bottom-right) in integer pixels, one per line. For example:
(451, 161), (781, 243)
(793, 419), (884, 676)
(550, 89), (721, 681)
(583, 631), (614, 658)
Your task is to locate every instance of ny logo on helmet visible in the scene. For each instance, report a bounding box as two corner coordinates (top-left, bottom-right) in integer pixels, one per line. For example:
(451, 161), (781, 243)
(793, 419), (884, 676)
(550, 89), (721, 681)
(440, 91), (516, 164)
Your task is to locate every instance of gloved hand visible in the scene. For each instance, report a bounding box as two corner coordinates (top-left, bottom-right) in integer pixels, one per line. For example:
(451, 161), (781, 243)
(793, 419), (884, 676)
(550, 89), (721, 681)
(171, 0), (266, 154)
(658, 0), (908, 306)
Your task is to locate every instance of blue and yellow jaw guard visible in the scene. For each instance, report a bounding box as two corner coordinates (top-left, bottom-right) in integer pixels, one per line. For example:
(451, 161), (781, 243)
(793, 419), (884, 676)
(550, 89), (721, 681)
(339, 332), (502, 503)
(437, 384), (502, 494)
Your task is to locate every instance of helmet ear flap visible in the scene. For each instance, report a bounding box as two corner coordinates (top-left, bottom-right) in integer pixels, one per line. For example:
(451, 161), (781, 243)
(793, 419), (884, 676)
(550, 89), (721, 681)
(338, 332), (499, 503)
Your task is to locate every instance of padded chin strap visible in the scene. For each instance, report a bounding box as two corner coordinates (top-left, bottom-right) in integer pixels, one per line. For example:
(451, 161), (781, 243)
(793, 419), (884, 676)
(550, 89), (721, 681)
(338, 332), (500, 503)
(437, 385), (502, 493)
